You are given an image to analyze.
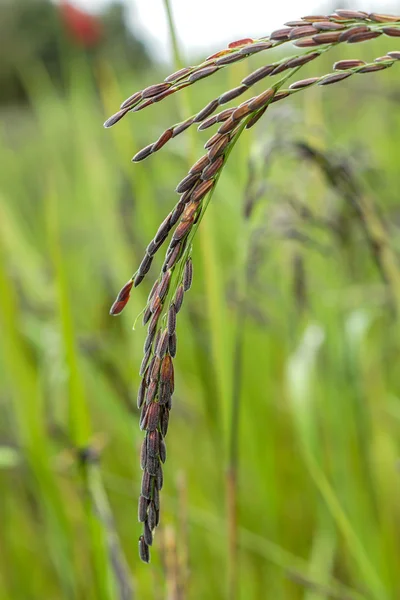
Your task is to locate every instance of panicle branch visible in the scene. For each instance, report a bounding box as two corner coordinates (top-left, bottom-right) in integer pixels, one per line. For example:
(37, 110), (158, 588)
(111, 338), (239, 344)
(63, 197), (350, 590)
(104, 10), (399, 148)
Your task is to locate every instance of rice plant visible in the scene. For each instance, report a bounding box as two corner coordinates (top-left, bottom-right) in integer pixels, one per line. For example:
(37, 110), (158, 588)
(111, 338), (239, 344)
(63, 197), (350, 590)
(104, 8), (400, 565)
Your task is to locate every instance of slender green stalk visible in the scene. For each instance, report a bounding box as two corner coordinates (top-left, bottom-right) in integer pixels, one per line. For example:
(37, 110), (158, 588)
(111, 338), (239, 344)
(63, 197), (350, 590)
(0, 219), (77, 599)
(46, 183), (123, 600)
(162, 0), (184, 71)
(305, 450), (387, 599)
(88, 464), (135, 600)
(227, 303), (246, 600)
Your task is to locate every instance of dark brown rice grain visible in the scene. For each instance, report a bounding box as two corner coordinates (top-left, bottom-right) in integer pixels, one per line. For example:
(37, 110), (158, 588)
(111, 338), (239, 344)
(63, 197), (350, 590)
(140, 438), (147, 470)
(147, 430), (160, 457)
(138, 495), (148, 522)
(137, 379), (147, 409)
(143, 520), (153, 546)
(139, 536), (150, 563)
(169, 333), (177, 357)
(141, 471), (152, 498)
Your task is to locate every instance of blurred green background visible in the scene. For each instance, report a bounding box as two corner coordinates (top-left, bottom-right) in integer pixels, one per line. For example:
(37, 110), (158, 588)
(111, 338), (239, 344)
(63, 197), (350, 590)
(1, 1), (400, 599)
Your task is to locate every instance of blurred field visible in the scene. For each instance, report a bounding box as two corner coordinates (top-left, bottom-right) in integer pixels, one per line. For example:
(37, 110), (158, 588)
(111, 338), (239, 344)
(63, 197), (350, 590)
(1, 26), (400, 600)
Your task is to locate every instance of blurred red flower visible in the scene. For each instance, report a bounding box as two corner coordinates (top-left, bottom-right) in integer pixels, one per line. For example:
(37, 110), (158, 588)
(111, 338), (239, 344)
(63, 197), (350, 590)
(59, 1), (102, 47)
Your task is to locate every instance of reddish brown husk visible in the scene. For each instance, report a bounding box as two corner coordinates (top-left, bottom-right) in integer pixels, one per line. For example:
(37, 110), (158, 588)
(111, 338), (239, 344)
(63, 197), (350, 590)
(369, 13), (400, 23)
(347, 30), (382, 43)
(242, 64), (275, 87)
(287, 52), (319, 68)
(176, 173), (199, 194)
(270, 90), (290, 103)
(182, 201), (199, 221)
(172, 117), (195, 138)
(132, 144), (154, 163)
(189, 65), (219, 82)
(174, 285), (184, 312)
(375, 55), (393, 62)
(215, 52), (244, 66)
(152, 128), (173, 152)
(334, 9), (368, 19)
(285, 20), (307, 27)
(204, 132), (221, 149)
(183, 258), (193, 291)
(239, 41), (272, 54)
(103, 107), (130, 128)
(206, 48), (231, 60)
(219, 85), (248, 104)
(228, 37), (254, 48)
(245, 106), (267, 129)
(217, 108), (236, 122)
(293, 38), (319, 47)
(338, 26), (369, 41)
(191, 179), (215, 203)
(270, 27), (291, 41)
(358, 63), (390, 73)
(382, 27), (400, 37)
(139, 535), (150, 563)
(312, 31), (342, 43)
(201, 156), (224, 180)
(289, 77), (320, 89)
(142, 82), (171, 99)
(109, 280), (133, 315)
(319, 71), (353, 85)
(247, 88), (275, 111)
(289, 25), (318, 40)
(302, 15), (327, 22)
(313, 21), (345, 31)
(190, 154), (211, 174)
(218, 117), (238, 135)
(120, 90), (142, 110)
(333, 59), (366, 70)
(173, 218), (194, 241)
(232, 103), (252, 121)
(158, 271), (172, 299)
(207, 134), (231, 161)
(164, 66), (192, 83)
(160, 355), (173, 383)
(194, 99), (220, 122)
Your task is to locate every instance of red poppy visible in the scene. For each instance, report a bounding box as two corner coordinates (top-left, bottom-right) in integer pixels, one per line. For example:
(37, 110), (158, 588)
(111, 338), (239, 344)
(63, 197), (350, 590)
(59, 1), (102, 48)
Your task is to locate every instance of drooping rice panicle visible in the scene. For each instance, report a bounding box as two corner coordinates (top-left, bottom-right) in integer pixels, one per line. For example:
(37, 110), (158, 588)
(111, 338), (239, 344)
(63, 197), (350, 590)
(105, 9), (400, 562)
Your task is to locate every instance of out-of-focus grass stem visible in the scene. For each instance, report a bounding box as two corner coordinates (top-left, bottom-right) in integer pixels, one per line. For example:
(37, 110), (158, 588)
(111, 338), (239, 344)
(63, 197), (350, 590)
(227, 226), (249, 600)
(46, 182), (116, 600)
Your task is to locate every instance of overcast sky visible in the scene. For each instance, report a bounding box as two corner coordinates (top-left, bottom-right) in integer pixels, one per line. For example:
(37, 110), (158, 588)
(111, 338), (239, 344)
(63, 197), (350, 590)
(72, 0), (400, 61)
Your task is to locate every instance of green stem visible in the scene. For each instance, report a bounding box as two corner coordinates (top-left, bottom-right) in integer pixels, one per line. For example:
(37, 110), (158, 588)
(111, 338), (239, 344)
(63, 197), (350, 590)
(46, 183), (117, 600)
(162, 0), (183, 70)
